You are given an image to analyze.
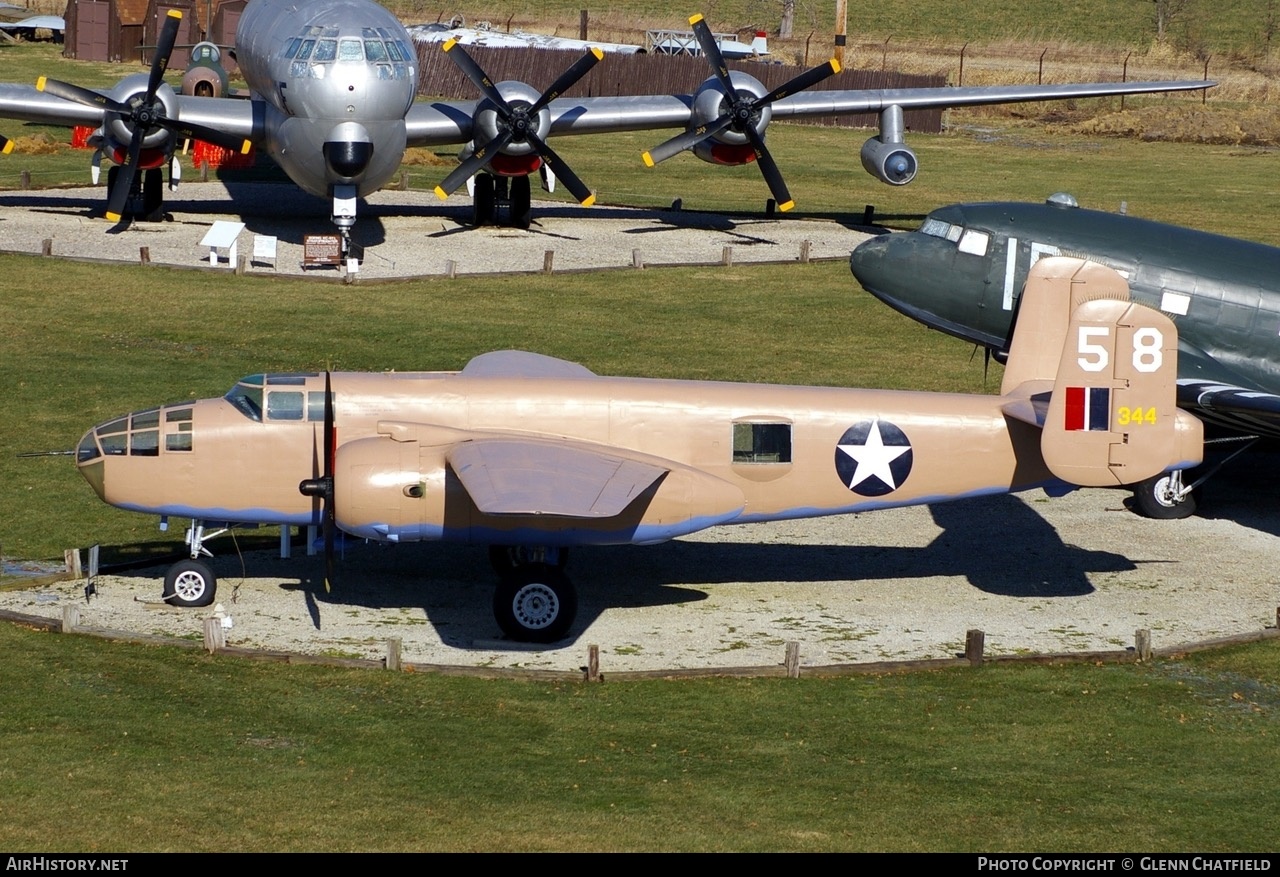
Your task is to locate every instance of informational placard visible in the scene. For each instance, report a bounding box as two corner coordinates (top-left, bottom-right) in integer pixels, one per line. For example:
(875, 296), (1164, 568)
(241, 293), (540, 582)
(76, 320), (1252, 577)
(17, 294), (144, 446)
(303, 234), (343, 267)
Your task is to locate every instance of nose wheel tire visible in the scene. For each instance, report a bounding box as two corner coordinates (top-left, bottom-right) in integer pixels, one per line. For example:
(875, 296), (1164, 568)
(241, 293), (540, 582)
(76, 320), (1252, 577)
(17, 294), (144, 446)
(163, 559), (218, 607)
(493, 564), (577, 643)
(1133, 471), (1197, 520)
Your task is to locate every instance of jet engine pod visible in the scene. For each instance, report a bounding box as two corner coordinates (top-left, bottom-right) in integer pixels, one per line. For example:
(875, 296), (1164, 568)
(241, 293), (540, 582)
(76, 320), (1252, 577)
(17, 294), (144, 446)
(472, 80), (550, 158)
(860, 136), (918, 186)
(104, 73), (181, 152)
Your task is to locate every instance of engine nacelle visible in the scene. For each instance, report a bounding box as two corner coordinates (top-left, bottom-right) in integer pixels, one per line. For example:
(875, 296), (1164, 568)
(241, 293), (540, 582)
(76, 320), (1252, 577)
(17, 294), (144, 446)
(692, 140), (756, 167)
(689, 71), (772, 148)
(860, 136), (918, 186)
(103, 73), (180, 153)
(471, 80), (551, 158)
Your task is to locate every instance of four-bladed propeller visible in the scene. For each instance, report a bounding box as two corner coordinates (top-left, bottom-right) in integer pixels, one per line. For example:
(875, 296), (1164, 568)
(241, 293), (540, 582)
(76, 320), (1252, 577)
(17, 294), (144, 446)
(434, 39), (601, 207)
(298, 372), (338, 590)
(35, 9), (250, 223)
(642, 13), (841, 212)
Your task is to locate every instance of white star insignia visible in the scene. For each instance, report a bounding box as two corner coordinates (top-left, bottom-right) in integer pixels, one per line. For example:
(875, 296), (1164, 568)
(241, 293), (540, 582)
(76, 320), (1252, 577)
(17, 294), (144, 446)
(838, 419), (911, 490)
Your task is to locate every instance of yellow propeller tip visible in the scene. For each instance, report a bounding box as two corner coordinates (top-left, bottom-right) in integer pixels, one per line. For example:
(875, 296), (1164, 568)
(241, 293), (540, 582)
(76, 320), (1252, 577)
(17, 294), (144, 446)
(831, 59), (842, 73)
(105, 212), (121, 222)
(689, 13), (704, 25)
(433, 186), (449, 201)
(582, 194), (596, 207)
(239, 140), (251, 154)
(442, 37), (457, 51)
(591, 47), (604, 60)
(778, 200), (795, 212)
(641, 152), (655, 168)
(1, 142), (12, 155)
(36, 76), (46, 91)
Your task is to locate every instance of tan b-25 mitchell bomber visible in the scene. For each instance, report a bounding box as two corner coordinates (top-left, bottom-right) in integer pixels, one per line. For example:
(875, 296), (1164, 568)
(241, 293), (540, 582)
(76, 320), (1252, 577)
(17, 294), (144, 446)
(75, 259), (1202, 642)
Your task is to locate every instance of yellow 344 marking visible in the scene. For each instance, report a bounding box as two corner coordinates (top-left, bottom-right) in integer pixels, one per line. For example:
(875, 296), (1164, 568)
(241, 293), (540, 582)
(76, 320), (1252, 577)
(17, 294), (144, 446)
(1116, 406), (1158, 426)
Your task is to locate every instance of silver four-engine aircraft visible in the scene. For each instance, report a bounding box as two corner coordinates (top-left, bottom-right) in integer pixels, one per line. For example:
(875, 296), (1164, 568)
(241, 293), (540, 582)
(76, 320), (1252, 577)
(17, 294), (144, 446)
(0, 1), (1212, 250)
(849, 193), (1280, 519)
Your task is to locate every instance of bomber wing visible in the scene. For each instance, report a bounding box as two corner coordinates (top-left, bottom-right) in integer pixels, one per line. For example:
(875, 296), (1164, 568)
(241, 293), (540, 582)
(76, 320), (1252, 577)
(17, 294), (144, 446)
(1177, 380), (1280, 437)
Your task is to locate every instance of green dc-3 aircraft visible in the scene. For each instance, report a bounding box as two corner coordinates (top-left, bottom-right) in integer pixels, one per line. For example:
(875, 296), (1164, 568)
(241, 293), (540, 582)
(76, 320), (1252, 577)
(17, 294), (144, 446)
(849, 193), (1280, 519)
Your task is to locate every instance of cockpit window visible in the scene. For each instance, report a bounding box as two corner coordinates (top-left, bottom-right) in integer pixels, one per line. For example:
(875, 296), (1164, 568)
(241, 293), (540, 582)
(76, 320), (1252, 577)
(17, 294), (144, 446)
(226, 375), (265, 422)
(267, 391), (305, 421)
(364, 39), (387, 62)
(337, 39), (363, 61)
(77, 432), (100, 463)
(957, 229), (990, 257)
(314, 39), (338, 62)
(385, 39), (404, 61)
(920, 217), (962, 242)
(295, 39), (315, 61)
(284, 37), (302, 59)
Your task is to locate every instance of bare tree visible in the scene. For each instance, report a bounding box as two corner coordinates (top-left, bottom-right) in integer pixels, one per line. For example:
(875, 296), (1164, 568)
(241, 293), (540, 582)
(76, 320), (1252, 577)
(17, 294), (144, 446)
(780, 0), (795, 39)
(1151, 0), (1191, 42)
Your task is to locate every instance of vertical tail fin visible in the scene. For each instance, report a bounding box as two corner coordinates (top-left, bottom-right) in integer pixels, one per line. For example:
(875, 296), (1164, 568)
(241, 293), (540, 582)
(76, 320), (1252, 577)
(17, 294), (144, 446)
(1002, 257), (1203, 487)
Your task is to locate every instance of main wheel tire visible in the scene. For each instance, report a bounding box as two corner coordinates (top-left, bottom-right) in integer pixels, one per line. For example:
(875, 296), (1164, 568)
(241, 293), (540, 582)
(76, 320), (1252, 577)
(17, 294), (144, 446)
(510, 174), (531, 230)
(1133, 472), (1197, 520)
(163, 559), (217, 607)
(493, 564), (577, 643)
(473, 174), (495, 227)
(488, 545), (569, 574)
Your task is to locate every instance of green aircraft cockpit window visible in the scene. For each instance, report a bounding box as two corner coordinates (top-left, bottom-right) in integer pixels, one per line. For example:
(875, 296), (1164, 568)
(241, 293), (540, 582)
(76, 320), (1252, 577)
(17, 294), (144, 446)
(957, 229), (990, 257)
(732, 422), (792, 464)
(920, 218), (962, 243)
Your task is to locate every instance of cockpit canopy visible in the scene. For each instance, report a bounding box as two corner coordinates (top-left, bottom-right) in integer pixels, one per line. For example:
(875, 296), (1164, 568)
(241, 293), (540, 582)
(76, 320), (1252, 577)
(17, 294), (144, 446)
(225, 373), (328, 423)
(919, 215), (990, 257)
(283, 26), (413, 80)
(77, 405), (193, 463)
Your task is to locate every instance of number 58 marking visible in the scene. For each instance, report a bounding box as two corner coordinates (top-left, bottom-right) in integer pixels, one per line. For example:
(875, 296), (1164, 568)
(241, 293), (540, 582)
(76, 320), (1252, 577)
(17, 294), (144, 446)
(1077, 327), (1163, 373)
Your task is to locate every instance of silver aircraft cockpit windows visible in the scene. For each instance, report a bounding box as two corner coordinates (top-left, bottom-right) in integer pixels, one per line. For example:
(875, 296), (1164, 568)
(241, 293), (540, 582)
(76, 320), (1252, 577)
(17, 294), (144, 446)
(920, 217), (963, 242)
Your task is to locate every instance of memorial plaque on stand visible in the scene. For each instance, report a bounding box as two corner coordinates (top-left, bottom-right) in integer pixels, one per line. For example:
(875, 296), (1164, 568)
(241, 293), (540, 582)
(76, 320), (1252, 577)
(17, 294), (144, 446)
(303, 234), (343, 267)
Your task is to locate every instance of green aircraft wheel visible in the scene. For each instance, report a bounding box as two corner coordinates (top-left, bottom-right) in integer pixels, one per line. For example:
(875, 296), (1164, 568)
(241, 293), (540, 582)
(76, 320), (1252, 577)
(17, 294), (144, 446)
(163, 558), (218, 608)
(493, 563), (577, 643)
(1133, 472), (1197, 520)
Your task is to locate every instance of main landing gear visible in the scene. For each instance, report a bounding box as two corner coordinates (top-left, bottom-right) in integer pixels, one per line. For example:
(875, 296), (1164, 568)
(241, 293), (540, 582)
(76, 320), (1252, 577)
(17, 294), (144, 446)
(1132, 470), (1196, 520)
(489, 546), (575, 643)
(472, 174), (531, 230)
(106, 166), (165, 222)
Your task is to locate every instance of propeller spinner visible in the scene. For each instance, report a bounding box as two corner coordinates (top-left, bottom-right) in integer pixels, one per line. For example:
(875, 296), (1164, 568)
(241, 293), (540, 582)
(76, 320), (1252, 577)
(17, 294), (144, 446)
(434, 40), (601, 207)
(641, 14), (841, 212)
(36, 10), (250, 223)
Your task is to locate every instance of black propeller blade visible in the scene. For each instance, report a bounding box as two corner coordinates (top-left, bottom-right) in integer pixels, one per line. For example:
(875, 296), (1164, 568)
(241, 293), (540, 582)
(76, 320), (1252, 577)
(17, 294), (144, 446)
(36, 9), (250, 223)
(641, 14), (841, 212)
(299, 372), (337, 591)
(434, 40), (601, 206)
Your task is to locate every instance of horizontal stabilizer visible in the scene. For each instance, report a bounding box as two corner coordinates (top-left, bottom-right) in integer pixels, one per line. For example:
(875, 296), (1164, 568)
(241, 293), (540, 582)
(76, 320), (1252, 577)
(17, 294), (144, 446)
(448, 437), (667, 517)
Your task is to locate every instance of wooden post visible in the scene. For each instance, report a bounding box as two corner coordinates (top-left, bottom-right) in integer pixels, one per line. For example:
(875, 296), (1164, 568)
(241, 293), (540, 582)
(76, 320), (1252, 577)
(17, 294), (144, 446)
(385, 637), (402, 671)
(200, 161), (209, 183)
(721, 246), (733, 266)
(235, 254), (248, 275)
(399, 170), (409, 191)
(784, 641), (801, 678)
(139, 247), (150, 265)
(862, 204), (875, 225)
(543, 249), (554, 274)
(64, 548), (82, 578)
(203, 616), (225, 653)
(61, 605), (79, 634)
(1135, 629), (1152, 662)
(799, 240), (811, 263)
(632, 249), (643, 269)
(579, 9), (588, 40)
(41, 239), (52, 257)
(587, 643), (600, 682)
(20, 170), (30, 189)
(445, 259), (457, 279)
(965, 629), (985, 666)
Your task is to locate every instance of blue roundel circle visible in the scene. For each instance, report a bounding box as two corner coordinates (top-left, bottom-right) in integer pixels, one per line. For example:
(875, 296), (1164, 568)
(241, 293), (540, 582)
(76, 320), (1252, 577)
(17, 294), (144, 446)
(833, 419), (914, 497)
